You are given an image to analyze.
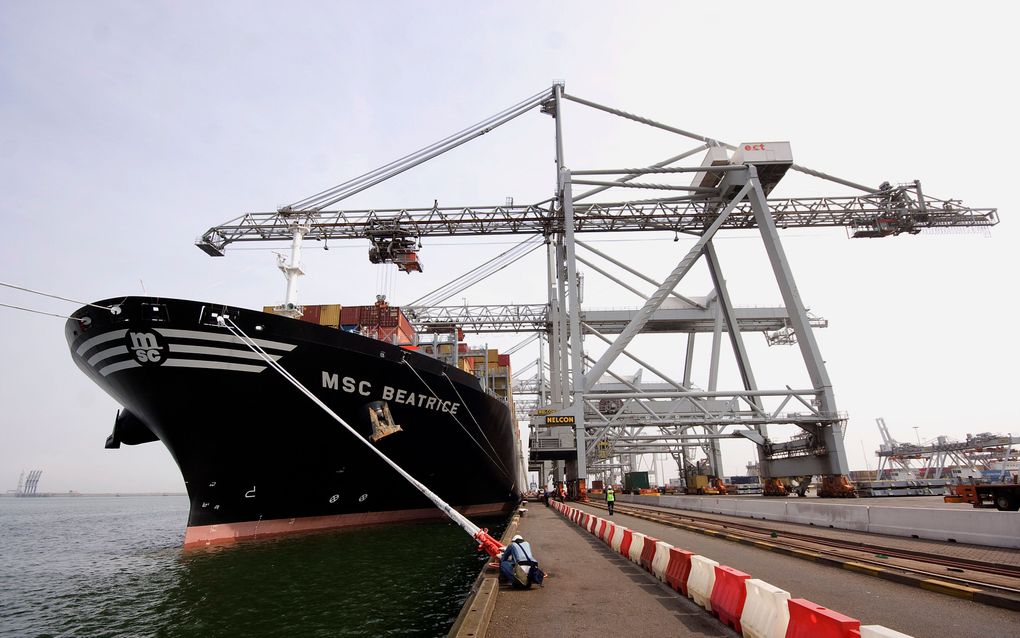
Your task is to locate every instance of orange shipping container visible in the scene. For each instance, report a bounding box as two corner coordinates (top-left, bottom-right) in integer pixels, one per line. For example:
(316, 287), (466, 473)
(319, 304), (341, 327)
(397, 311), (415, 339)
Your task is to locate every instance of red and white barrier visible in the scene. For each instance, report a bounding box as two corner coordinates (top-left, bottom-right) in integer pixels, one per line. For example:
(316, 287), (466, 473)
(639, 535), (659, 571)
(687, 555), (719, 611)
(710, 565), (750, 633)
(785, 598), (861, 638)
(740, 578), (791, 638)
(860, 626), (915, 638)
(603, 521), (616, 544)
(627, 532), (646, 563)
(609, 525), (625, 553)
(664, 547), (694, 595)
(619, 529), (635, 558)
(597, 519), (608, 540)
(650, 541), (671, 581)
(588, 515), (599, 534)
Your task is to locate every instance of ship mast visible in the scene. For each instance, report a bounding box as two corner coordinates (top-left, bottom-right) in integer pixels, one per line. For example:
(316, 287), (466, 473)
(274, 224), (308, 318)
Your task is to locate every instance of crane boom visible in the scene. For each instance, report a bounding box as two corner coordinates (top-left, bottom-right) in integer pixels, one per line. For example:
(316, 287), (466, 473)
(197, 186), (997, 255)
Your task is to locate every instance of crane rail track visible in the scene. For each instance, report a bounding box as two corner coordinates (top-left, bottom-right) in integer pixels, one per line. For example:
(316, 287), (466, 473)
(582, 500), (1020, 605)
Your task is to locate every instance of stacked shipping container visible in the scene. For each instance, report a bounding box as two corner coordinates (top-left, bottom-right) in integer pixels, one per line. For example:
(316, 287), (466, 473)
(263, 300), (415, 344)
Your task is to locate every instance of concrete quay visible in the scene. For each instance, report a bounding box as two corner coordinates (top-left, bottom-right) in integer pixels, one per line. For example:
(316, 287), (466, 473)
(451, 502), (736, 638)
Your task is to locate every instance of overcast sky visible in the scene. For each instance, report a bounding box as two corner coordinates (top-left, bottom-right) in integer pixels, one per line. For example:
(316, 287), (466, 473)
(1, 2), (1017, 493)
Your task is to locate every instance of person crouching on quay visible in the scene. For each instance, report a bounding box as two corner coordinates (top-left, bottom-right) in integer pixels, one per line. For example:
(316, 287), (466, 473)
(499, 534), (545, 589)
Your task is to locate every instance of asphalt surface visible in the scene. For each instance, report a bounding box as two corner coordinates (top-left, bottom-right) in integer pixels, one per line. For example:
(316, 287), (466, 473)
(486, 503), (738, 638)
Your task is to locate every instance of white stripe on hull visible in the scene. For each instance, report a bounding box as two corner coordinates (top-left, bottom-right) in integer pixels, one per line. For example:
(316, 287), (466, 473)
(170, 344), (282, 362)
(162, 359), (266, 373)
(87, 345), (128, 367)
(98, 359), (142, 376)
(98, 357), (266, 376)
(155, 328), (296, 352)
(75, 329), (128, 356)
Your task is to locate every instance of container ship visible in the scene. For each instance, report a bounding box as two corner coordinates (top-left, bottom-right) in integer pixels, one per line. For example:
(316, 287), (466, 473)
(65, 296), (522, 547)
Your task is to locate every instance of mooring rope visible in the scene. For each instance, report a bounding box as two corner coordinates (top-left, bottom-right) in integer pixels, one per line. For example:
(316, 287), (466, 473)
(440, 370), (515, 482)
(0, 302), (82, 321)
(399, 359), (513, 481)
(221, 316), (484, 538)
(0, 281), (118, 311)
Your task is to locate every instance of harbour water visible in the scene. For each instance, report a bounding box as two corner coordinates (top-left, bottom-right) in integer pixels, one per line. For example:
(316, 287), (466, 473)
(0, 495), (504, 637)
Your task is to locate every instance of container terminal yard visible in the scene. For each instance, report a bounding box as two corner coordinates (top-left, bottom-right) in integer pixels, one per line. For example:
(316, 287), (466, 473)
(189, 83), (1013, 637)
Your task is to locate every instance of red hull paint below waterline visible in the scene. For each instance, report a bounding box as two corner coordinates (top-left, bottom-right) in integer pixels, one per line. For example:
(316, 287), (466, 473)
(183, 502), (512, 548)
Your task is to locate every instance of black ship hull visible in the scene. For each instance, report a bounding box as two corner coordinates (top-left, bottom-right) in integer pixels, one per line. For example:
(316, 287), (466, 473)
(65, 297), (520, 547)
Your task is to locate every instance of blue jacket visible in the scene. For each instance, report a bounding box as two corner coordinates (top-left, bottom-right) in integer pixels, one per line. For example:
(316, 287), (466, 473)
(502, 540), (534, 564)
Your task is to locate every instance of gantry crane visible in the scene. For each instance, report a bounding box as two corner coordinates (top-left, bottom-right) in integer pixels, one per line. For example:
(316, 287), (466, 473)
(196, 83), (996, 498)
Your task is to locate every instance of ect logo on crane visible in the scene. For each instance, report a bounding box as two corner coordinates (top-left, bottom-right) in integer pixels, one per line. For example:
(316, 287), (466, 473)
(125, 331), (168, 365)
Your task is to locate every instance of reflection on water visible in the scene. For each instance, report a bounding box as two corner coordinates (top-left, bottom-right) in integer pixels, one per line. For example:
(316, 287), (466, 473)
(0, 496), (505, 637)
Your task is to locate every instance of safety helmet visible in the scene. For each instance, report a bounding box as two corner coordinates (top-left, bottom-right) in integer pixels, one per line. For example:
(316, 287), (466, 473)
(512, 534), (524, 542)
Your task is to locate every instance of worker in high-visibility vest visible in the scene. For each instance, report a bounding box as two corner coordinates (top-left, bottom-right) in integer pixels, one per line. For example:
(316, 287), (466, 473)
(605, 485), (616, 515)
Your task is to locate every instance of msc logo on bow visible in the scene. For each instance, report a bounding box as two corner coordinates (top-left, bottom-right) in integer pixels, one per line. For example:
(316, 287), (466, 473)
(126, 331), (167, 365)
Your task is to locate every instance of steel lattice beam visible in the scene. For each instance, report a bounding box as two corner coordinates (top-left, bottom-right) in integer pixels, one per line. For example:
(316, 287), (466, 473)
(197, 188), (997, 255)
(405, 303), (827, 334)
